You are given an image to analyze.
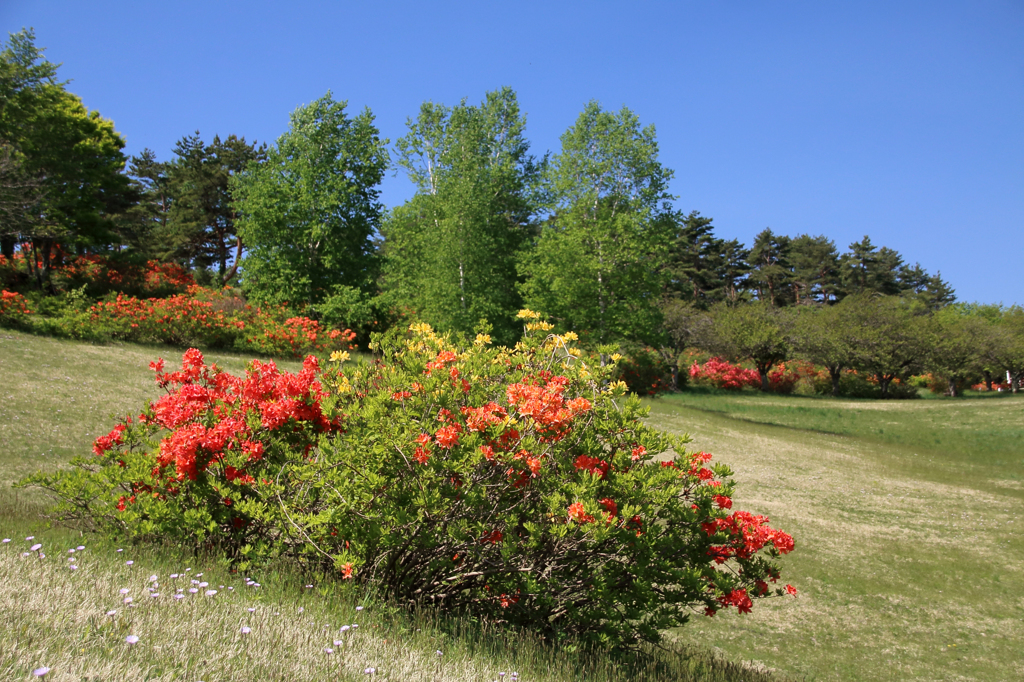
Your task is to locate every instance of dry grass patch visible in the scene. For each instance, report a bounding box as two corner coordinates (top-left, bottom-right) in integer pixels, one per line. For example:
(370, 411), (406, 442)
(648, 396), (1024, 682)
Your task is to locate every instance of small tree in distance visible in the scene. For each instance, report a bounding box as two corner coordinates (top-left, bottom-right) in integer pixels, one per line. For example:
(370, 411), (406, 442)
(791, 303), (856, 396)
(709, 301), (790, 391)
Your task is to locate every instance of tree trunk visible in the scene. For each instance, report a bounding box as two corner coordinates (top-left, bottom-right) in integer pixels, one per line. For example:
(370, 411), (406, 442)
(829, 366), (842, 397)
(0, 235), (14, 261)
(947, 377), (958, 398)
(758, 365), (770, 392)
(670, 363), (679, 392)
(983, 370), (993, 392)
(877, 374), (890, 397)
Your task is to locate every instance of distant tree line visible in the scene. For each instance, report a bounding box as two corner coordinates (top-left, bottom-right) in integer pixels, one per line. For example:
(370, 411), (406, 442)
(6, 28), (1012, 398)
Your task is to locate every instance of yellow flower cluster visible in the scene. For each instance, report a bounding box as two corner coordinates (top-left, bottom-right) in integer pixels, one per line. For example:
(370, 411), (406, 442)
(329, 350), (351, 363)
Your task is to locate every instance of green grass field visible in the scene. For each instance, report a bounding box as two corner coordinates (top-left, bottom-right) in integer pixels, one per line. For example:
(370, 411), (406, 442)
(2, 329), (1022, 680)
(647, 390), (1024, 681)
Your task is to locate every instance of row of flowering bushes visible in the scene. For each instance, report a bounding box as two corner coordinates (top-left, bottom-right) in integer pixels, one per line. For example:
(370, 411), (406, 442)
(1, 285), (356, 359)
(20, 311), (796, 651)
(1, 250), (195, 298)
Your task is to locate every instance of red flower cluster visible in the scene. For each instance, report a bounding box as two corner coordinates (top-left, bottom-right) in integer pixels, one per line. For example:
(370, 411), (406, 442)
(718, 588), (754, 614)
(506, 372), (591, 442)
(0, 290), (32, 324)
(83, 287), (357, 358)
(574, 454), (610, 479)
(689, 358), (760, 390)
(702, 510), (795, 563)
(567, 501), (595, 524)
(94, 349), (341, 488)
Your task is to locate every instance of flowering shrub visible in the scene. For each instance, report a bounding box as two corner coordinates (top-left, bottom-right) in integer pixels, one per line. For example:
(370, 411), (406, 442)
(72, 286), (357, 358)
(689, 358), (760, 390)
(0, 289), (33, 327)
(615, 346), (673, 395)
(21, 311), (795, 651)
(765, 362), (803, 394)
(971, 380), (1008, 392)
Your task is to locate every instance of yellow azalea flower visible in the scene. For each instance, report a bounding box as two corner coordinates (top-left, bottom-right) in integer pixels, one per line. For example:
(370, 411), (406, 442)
(610, 353), (622, 362)
(409, 321), (433, 334)
(330, 351), (350, 363)
(526, 321), (554, 332)
(563, 331), (578, 342)
(474, 333), (492, 346)
(516, 309), (540, 319)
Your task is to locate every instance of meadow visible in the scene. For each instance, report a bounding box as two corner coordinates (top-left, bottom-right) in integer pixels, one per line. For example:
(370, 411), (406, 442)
(650, 390), (1024, 681)
(2, 329), (1022, 680)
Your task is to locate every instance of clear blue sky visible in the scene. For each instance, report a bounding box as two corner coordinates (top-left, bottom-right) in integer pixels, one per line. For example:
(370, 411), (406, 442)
(3, 1), (1021, 304)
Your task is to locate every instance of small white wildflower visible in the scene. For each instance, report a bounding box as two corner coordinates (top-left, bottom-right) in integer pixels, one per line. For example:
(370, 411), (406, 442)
(241, 626), (251, 634)
(30, 543), (42, 551)
(125, 635), (139, 644)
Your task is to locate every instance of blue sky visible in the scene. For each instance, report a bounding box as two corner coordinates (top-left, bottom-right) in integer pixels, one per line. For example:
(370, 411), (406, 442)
(3, 1), (1021, 304)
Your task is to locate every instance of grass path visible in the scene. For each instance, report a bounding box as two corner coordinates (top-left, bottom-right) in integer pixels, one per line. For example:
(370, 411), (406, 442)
(647, 393), (1024, 681)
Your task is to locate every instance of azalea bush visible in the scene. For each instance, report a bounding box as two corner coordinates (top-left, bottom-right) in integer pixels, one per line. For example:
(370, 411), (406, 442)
(689, 358), (760, 390)
(22, 311), (796, 651)
(0, 289), (33, 327)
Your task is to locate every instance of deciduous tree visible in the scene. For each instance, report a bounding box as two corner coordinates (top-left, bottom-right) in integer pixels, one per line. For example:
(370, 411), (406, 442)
(233, 93), (388, 313)
(520, 101), (673, 345)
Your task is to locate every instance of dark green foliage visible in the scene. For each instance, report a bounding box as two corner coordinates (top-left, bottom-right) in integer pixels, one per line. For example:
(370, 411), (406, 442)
(746, 229), (793, 307)
(160, 133), (267, 281)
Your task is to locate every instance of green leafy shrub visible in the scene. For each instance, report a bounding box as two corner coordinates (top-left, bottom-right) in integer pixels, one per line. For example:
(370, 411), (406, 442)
(615, 346), (673, 395)
(21, 311), (796, 651)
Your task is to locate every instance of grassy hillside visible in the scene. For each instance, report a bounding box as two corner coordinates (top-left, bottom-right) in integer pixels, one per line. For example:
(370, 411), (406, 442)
(0, 331), (784, 682)
(647, 391), (1024, 681)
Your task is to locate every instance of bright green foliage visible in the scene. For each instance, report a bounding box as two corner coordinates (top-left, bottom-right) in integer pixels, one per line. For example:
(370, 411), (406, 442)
(922, 307), (989, 397)
(233, 93), (388, 312)
(21, 313), (795, 651)
(520, 102), (673, 345)
(709, 302), (791, 391)
(384, 88), (542, 345)
(791, 304), (856, 396)
(963, 304), (1024, 393)
(841, 293), (927, 396)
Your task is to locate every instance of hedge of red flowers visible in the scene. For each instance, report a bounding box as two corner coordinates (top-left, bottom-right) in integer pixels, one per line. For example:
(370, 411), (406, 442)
(22, 312), (797, 651)
(688, 357), (804, 393)
(1, 281), (358, 359)
(689, 358), (761, 390)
